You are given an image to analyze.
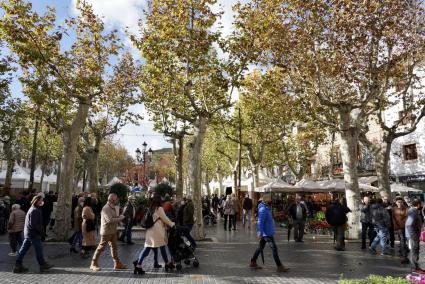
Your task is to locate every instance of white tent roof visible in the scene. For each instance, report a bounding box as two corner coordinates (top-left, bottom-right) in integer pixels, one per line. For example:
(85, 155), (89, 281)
(106, 177), (122, 186)
(0, 164), (31, 180)
(317, 179), (379, 192)
(359, 176), (378, 185)
(295, 178), (325, 192)
(391, 183), (422, 193)
(44, 174), (57, 184)
(254, 179), (295, 193)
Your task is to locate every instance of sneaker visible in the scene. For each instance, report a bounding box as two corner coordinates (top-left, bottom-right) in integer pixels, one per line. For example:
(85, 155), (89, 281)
(90, 261), (101, 272)
(8, 252), (17, 257)
(369, 247), (377, 255)
(249, 261), (262, 269)
(13, 265), (29, 274)
(40, 262), (53, 272)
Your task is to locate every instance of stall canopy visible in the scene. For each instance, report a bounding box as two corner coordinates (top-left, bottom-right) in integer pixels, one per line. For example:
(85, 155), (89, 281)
(391, 183), (422, 193)
(317, 179), (379, 192)
(294, 178), (328, 193)
(255, 179), (295, 193)
(358, 176), (378, 185)
(106, 177), (122, 187)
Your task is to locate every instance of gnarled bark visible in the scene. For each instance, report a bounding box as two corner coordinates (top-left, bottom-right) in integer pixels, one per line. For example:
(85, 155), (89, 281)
(54, 102), (89, 241)
(188, 116), (207, 240)
(339, 108), (361, 239)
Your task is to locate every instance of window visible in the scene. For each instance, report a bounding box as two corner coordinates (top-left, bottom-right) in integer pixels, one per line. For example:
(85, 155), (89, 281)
(399, 110), (413, 125)
(404, 144), (418, 161)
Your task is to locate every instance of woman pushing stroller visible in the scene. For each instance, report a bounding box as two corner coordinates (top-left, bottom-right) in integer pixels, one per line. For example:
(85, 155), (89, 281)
(134, 194), (175, 275)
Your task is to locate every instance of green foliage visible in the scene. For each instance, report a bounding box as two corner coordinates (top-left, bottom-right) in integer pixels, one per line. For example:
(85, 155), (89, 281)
(339, 275), (409, 284)
(315, 211), (326, 221)
(109, 183), (129, 206)
(135, 196), (150, 212)
(154, 182), (174, 198)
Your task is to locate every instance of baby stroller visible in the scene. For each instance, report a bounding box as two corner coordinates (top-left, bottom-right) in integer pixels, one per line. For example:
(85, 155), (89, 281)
(202, 203), (217, 225)
(168, 226), (199, 271)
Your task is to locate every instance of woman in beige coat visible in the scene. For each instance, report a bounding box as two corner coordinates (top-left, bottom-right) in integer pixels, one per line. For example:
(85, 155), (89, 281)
(134, 194), (175, 275)
(81, 197), (96, 258)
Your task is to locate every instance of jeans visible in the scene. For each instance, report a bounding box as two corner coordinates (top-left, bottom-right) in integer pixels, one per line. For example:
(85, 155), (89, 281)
(137, 246), (168, 265)
(408, 238), (420, 269)
(334, 225), (345, 249)
(395, 229), (408, 258)
(71, 231), (83, 249)
(293, 220), (305, 241)
(252, 236), (282, 267)
(243, 209), (252, 227)
(224, 214), (233, 230)
(119, 221), (133, 243)
(184, 224), (197, 248)
(361, 222), (376, 248)
(9, 231), (23, 253)
(370, 227), (389, 254)
(16, 237), (46, 266)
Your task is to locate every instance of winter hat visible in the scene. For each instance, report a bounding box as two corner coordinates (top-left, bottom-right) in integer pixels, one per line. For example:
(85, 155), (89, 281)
(31, 194), (43, 206)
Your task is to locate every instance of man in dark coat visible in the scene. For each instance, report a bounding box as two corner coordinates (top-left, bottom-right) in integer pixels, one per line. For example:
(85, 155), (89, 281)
(118, 195), (136, 245)
(359, 196), (375, 249)
(242, 194), (253, 228)
(288, 194), (308, 242)
(326, 198), (351, 251)
(13, 194), (53, 273)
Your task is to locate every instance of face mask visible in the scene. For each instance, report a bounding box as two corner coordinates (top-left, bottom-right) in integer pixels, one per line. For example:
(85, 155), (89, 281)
(39, 201), (44, 207)
(80, 202), (84, 207)
(181, 201), (185, 205)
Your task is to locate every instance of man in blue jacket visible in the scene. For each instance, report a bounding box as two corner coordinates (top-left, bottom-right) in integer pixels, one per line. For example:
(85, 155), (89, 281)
(249, 194), (289, 273)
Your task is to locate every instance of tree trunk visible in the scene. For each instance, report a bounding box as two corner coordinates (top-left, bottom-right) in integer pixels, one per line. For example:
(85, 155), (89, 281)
(28, 116), (39, 192)
(54, 102), (89, 241)
(339, 109), (361, 239)
(375, 140), (392, 198)
(217, 172), (223, 196)
(4, 140), (14, 195)
(205, 171), (211, 196)
(55, 159), (61, 192)
(232, 169), (237, 194)
(174, 136), (184, 198)
(87, 137), (101, 193)
(40, 164), (45, 192)
(188, 116), (207, 240)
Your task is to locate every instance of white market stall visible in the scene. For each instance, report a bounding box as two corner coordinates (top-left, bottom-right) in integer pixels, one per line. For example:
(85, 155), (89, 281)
(0, 164), (30, 191)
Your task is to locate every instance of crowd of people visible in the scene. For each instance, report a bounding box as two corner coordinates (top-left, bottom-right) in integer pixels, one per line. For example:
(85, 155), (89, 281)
(2, 189), (425, 275)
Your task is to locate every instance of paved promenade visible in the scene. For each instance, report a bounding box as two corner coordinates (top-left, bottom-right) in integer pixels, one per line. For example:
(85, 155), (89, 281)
(0, 222), (412, 284)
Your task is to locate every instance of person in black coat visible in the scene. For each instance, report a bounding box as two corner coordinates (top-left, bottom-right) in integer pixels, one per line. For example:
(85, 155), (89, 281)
(288, 194), (308, 242)
(326, 197), (351, 251)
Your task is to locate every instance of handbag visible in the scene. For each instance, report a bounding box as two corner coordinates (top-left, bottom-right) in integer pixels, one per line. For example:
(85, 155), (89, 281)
(86, 219), (96, 232)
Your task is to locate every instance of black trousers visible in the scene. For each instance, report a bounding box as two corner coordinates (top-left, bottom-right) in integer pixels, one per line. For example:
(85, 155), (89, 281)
(252, 236), (282, 267)
(395, 229), (408, 258)
(361, 222), (375, 248)
(224, 214), (233, 230)
(334, 225), (345, 249)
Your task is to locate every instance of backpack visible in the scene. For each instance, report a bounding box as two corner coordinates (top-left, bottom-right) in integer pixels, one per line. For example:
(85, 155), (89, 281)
(141, 209), (158, 229)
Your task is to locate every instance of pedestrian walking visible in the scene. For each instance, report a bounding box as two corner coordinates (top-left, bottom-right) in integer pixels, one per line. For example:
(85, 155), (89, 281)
(242, 194), (253, 229)
(232, 194), (240, 230)
(249, 194), (289, 273)
(13, 194), (53, 273)
(81, 197), (96, 258)
(212, 194), (219, 215)
(183, 196), (197, 248)
(392, 196), (409, 264)
(289, 194), (308, 242)
(70, 197), (84, 254)
(7, 204), (25, 256)
(90, 193), (127, 272)
(406, 199), (424, 273)
(369, 198), (391, 256)
(0, 200), (8, 235)
(325, 197), (351, 251)
(223, 195), (235, 231)
(119, 195), (137, 245)
(383, 196), (395, 248)
(134, 194), (175, 275)
(360, 196), (375, 249)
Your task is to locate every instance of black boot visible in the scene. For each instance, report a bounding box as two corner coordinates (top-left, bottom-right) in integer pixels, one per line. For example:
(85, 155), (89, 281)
(40, 262), (53, 272)
(13, 265), (29, 274)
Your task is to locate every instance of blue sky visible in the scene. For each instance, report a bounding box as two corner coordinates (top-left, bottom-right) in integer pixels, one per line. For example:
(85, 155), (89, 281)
(10, 0), (242, 156)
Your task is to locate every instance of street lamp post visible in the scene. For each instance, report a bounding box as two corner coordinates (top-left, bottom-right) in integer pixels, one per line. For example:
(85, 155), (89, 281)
(135, 142), (153, 188)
